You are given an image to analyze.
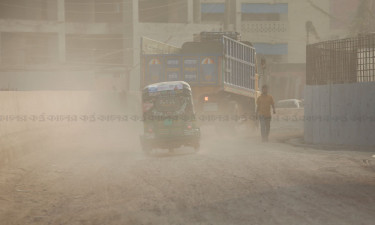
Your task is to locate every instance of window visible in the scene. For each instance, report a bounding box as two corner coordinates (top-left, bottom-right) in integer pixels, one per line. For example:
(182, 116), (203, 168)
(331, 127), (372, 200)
(139, 0), (188, 23)
(94, 0), (123, 23)
(65, 0), (123, 23)
(0, 0), (57, 21)
(201, 3), (225, 22)
(66, 34), (124, 65)
(253, 43), (288, 55)
(65, 0), (95, 23)
(1, 32), (59, 65)
(241, 3), (288, 21)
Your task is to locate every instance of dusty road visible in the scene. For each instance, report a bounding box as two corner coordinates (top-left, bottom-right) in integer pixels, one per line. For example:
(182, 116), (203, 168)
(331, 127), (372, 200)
(0, 123), (374, 225)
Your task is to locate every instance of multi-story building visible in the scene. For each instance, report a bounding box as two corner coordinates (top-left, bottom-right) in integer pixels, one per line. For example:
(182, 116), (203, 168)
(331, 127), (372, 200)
(0, 0), (138, 92)
(0, 0), (357, 100)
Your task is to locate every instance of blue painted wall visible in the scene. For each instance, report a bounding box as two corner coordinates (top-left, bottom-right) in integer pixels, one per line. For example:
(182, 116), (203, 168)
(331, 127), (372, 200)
(241, 3), (288, 14)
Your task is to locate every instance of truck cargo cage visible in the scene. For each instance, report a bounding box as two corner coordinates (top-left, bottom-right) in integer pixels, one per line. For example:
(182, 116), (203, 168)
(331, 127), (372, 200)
(223, 36), (256, 91)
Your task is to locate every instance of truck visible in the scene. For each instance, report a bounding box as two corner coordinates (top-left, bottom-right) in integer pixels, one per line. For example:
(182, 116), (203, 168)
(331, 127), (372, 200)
(140, 32), (260, 126)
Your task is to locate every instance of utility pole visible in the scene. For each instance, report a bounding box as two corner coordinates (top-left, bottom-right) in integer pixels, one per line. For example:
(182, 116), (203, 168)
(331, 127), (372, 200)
(122, 0), (139, 109)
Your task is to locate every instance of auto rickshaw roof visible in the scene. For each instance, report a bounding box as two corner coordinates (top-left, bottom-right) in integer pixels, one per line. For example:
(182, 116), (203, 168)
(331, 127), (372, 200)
(143, 81), (191, 93)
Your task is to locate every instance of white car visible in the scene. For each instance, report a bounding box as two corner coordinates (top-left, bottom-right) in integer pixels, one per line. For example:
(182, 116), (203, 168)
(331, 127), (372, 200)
(276, 99), (303, 109)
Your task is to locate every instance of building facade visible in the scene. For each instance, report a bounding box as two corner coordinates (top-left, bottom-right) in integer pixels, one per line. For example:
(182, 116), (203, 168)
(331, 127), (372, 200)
(0, 0), (352, 99)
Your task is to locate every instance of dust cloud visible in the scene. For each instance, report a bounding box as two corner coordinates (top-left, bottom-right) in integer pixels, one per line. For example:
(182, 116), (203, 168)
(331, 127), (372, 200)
(1, 1), (374, 224)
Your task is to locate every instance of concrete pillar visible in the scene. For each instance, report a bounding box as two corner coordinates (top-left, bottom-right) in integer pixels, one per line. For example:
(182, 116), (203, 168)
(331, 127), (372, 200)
(123, 0), (140, 111)
(193, 0), (201, 23)
(224, 0), (236, 31)
(187, 0), (194, 23)
(123, 0), (139, 90)
(57, 0), (66, 63)
(224, 0), (231, 31)
(131, 0), (140, 92)
(235, 0), (241, 32)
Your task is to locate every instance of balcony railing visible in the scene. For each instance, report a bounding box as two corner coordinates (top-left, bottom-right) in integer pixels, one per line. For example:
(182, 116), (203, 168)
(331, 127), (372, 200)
(241, 21), (288, 33)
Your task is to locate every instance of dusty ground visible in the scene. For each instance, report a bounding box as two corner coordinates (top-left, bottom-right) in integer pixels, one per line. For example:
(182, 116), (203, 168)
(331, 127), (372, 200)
(0, 122), (374, 225)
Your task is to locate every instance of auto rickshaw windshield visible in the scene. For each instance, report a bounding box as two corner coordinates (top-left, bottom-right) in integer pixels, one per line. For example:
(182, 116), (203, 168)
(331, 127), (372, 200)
(142, 90), (194, 118)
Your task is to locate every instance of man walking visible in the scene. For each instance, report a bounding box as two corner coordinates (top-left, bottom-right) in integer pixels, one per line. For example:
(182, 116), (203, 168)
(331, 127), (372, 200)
(256, 85), (276, 142)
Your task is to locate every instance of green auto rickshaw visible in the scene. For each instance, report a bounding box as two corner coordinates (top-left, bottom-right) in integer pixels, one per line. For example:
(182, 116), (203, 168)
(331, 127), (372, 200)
(140, 81), (201, 154)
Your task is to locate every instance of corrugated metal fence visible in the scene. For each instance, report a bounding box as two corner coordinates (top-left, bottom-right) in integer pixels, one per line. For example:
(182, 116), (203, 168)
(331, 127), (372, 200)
(305, 33), (375, 146)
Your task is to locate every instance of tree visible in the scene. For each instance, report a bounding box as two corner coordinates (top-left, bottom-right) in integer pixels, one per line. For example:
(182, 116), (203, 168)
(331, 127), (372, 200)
(351, 0), (375, 35)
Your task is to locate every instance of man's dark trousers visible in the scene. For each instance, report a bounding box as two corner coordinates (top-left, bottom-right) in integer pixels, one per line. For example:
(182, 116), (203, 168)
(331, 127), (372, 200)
(259, 115), (271, 141)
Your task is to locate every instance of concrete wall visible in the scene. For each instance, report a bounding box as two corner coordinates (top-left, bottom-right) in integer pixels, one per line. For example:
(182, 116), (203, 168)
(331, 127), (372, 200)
(138, 23), (222, 47)
(0, 91), (140, 167)
(0, 71), (95, 91)
(0, 91), (134, 137)
(304, 82), (375, 146)
(201, 0), (332, 64)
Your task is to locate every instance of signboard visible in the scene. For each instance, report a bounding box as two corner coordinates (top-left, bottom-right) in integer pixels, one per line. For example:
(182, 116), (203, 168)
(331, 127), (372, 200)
(165, 57), (181, 81)
(141, 37), (180, 54)
(200, 56), (218, 84)
(183, 58), (199, 83)
(144, 54), (219, 86)
(146, 57), (163, 83)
